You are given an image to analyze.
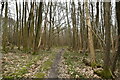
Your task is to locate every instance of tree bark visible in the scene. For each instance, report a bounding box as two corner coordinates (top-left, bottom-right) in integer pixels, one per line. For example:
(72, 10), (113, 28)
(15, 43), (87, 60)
(2, 2), (8, 51)
(102, 2), (113, 78)
(33, 2), (43, 53)
(48, 2), (52, 50)
(111, 1), (120, 75)
(66, 2), (72, 49)
(85, 0), (96, 65)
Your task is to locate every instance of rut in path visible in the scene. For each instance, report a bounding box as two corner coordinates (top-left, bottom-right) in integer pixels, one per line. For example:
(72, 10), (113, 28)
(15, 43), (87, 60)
(47, 49), (64, 78)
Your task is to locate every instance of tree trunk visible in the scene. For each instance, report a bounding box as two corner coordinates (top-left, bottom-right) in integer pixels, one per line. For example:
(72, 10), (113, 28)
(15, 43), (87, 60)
(111, 1), (120, 75)
(15, 1), (19, 49)
(43, 4), (49, 49)
(2, 2), (8, 51)
(33, 2), (43, 53)
(48, 2), (52, 50)
(23, 2), (28, 51)
(71, 2), (77, 51)
(66, 2), (72, 49)
(103, 2), (113, 78)
(85, 0), (96, 65)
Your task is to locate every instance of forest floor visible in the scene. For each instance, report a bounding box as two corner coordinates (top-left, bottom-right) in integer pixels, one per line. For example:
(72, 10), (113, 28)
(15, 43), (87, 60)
(2, 48), (58, 78)
(58, 49), (102, 78)
(1, 47), (110, 79)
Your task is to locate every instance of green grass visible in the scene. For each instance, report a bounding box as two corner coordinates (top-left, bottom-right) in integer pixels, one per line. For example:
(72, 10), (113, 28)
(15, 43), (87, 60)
(64, 51), (83, 66)
(63, 51), (85, 78)
(33, 50), (56, 78)
(18, 67), (28, 75)
(3, 48), (64, 78)
(3, 76), (14, 79)
(94, 69), (113, 79)
(40, 52), (55, 71)
(63, 50), (104, 78)
(41, 60), (53, 71)
(34, 73), (46, 78)
(7, 66), (28, 78)
(3, 50), (54, 78)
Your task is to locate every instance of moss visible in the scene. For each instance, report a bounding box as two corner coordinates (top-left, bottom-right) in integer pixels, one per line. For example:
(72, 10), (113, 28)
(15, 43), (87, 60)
(102, 69), (113, 79)
(34, 73), (45, 78)
(96, 63), (102, 68)
(94, 69), (113, 79)
(91, 62), (97, 67)
(85, 53), (88, 56)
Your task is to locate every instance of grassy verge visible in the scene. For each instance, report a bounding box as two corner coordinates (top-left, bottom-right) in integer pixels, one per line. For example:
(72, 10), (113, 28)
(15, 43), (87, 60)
(62, 50), (103, 78)
(34, 51), (56, 78)
(2, 50), (53, 78)
(63, 51), (85, 78)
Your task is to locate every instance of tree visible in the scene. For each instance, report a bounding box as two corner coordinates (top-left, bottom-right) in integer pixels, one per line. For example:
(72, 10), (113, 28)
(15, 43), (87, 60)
(0, 2), (4, 48)
(27, 2), (34, 50)
(85, 0), (96, 65)
(33, 2), (43, 53)
(102, 2), (113, 78)
(42, 3), (49, 49)
(23, 2), (28, 51)
(15, 1), (19, 49)
(111, 1), (120, 76)
(66, 2), (72, 49)
(48, 2), (52, 50)
(71, 1), (78, 51)
(2, 2), (8, 51)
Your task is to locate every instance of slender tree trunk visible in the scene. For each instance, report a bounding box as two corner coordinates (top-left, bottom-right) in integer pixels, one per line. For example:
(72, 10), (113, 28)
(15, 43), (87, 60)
(43, 4), (49, 49)
(82, 3), (87, 54)
(27, 2), (34, 50)
(15, 1), (19, 49)
(23, 2), (28, 51)
(19, 2), (22, 50)
(2, 2), (8, 51)
(103, 2), (112, 78)
(48, 2), (52, 50)
(111, 1), (120, 75)
(78, 2), (83, 50)
(66, 2), (72, 49)
(21, 1), (24, 48)
(33, 2), (43, 53)
(0, 2), (4, 50)
(85, 0), (96, 65)
(71, 1), (77, 51)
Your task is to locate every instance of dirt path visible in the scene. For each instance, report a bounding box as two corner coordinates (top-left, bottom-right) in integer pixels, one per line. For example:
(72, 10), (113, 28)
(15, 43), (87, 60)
(47, 49), (64, 78)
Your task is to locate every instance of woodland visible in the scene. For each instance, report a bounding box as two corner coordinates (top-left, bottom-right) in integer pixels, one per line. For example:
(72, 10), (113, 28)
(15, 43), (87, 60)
(0, 0), (120, 79)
